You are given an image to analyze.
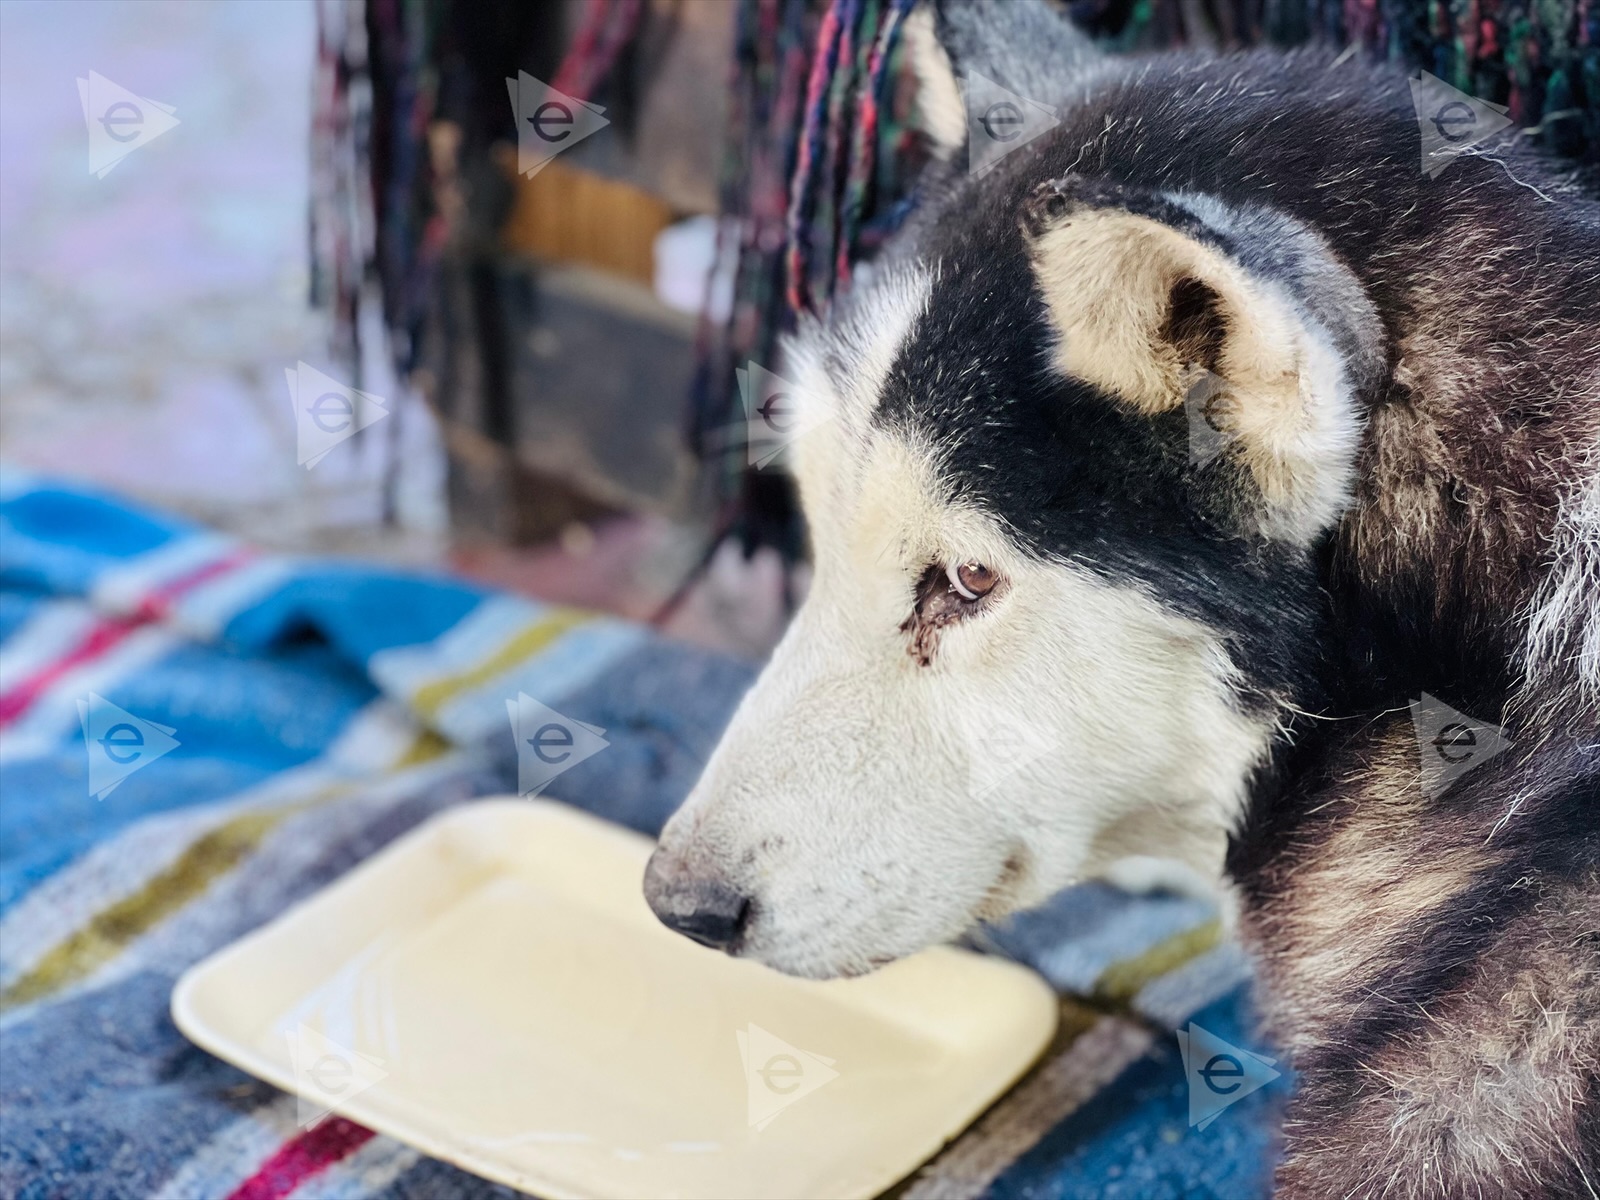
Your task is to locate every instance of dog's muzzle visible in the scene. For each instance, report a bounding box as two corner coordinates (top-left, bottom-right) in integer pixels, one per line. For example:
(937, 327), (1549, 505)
(642, 848), (752, 952)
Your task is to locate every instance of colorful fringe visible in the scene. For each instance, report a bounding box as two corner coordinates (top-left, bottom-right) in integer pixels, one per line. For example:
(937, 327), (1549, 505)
(309, 0), (642, 413)
(551, 0), (647, 101)
(313, 0), (1596, 555)
(687, 0), (1597, 554)
(685, 0), (919, 561)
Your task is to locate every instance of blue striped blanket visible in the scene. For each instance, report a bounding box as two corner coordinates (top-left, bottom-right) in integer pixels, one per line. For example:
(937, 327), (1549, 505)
(0, 473), (1283, 1199)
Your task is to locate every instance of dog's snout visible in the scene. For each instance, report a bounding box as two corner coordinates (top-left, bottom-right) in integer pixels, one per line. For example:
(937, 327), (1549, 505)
(656, 881), (750, 950)
(643, 849), (752, 951)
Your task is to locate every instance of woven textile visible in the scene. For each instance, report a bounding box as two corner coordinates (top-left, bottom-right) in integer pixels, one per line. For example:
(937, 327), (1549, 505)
(0, 474), (1280, 1198)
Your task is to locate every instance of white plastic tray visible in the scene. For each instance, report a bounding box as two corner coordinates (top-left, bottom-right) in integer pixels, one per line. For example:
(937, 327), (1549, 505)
(172, 799), (1056, 1199)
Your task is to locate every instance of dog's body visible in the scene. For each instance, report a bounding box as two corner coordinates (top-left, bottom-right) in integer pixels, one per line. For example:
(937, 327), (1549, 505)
(647, 3), (1600, 1194)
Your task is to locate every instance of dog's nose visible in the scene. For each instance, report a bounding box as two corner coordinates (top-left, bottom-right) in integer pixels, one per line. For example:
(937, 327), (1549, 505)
(643, 850), (752, 951)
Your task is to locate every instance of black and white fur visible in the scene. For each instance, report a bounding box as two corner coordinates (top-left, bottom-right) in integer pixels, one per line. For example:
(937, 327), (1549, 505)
(646, 3), (1600, 1194)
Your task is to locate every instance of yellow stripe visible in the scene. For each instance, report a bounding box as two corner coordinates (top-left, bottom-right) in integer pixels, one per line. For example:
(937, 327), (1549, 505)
(1091, 917), (1224, 1007)
(410, 609), (590, 720)
(0, 806), (311, 1011)
(0, 735), (447, 1013)
(395, 728), (453, 767)
(1048, 994), (1107, 1053)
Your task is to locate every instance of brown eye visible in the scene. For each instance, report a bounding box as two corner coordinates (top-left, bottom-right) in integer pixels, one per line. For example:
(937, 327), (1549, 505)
(947, 561), (997, 600)
(903, 562), (1003, 664)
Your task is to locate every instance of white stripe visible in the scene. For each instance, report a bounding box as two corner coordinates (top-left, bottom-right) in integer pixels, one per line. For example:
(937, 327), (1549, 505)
(432, 620), (647, 745)
(1132, 941), (1253, 1029)
(153, 1097), (420, 1200)
(0, 624), (182, 763)
(170, 555), (298, 642)
(50, 751), (472, 1014)
(322, 699), (439, 773)
(367, 594), (548, 698)
(0, 601), (103, 690)
(0, 701), (432, 988)
(1034, 895), (1218, 994)
(288, 1138), (421, 1199)
(89, 532), (237, 615)
(0, 800), (227, 989)
(153, 1095), (302, 1199)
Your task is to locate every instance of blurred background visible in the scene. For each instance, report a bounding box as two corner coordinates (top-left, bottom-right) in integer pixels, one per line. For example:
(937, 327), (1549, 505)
(7, 0), (1593, 667)
(1, 0), (791, 660)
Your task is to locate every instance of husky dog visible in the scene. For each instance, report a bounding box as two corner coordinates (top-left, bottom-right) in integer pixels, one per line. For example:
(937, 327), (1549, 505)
(646, 2), (1600, 1193)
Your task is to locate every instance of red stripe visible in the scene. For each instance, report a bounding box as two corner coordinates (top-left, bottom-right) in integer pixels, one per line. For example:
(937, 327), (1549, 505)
(224, 1118), (376, 1200)
(0, 616), (142, 724)
(129, 548), (253, 622)
(0, 547), (252, 725)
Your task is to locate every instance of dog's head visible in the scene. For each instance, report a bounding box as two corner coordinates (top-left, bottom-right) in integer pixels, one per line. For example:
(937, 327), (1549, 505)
(646, 1), (1385, 978)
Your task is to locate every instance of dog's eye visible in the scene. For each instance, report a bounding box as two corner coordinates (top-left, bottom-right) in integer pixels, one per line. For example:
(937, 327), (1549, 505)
(902, 561), (1003, 665)
(947, 562), (997, 601)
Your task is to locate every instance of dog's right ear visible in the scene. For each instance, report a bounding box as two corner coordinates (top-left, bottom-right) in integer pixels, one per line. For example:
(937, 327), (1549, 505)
(1019, 175), (1386, 543)
(904, 0), (1099, 160)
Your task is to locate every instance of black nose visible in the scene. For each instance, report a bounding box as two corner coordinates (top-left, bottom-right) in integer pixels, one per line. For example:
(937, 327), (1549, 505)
(643, 854), (752, 951)
(658, 883), (750, 950)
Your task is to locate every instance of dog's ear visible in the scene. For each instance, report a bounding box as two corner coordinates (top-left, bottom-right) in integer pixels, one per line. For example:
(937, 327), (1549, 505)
(1021, 176), (1386, 541)
(904, 0), (1099, 160)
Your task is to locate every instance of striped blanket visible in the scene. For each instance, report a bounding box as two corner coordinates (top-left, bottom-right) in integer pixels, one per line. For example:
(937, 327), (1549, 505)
(0, 473), (1283, 1199)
